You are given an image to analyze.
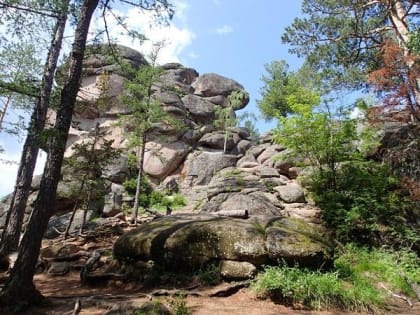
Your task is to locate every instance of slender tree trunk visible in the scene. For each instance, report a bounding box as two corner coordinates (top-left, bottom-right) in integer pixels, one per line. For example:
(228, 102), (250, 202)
(64, 123), (100, 238)
(0, 0), (69, 257)
(0, 0), (98, 308)
(131, 133), (147, 224)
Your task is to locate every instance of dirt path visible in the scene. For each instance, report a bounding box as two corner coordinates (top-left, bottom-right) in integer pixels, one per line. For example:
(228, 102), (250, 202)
(12, 271), (414, 315)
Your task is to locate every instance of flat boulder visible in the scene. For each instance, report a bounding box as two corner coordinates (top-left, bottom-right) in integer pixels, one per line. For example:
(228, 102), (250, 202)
(113, 215), (331, 271)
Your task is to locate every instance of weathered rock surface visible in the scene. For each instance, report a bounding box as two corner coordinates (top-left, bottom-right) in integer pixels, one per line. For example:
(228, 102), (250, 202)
(220, 260), (257, 280)
(113, 215), (331, 270)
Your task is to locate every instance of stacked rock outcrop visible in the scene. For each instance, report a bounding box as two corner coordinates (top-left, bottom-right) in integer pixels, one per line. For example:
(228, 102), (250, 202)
(0, 45), (330, 276)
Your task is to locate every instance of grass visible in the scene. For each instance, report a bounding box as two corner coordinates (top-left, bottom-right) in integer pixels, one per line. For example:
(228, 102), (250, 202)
(252, 245), (419, 312)
(252, 265), (381, 311)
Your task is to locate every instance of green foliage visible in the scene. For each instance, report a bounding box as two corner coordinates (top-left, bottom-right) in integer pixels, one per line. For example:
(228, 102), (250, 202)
(335, 245), (420, 298)
(123, 177), (153, 208)
(213, 90), (248, 153)
(237, 111), (259, 139)
(311, 161), (418, 247)
(408, 29), (420, 55)
(274, 94), (358, 191)
(169, 294), (191, 315)
(123, 176), (187, 212)
(281, 0), (411, 92)
(253, 246), (419, 311)
(252, 264), (382, 311)
(196, 263), (221, 286)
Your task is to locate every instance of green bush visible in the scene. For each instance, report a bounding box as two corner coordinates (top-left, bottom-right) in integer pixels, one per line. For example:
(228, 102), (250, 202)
(252, 264), (382, 311)
(335, 245), (420, 298)
(310, 161), (418, 247)
(253, 246), (419, 311)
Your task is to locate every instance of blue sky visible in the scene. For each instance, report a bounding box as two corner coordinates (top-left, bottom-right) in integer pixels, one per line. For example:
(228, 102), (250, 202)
(0, 0), (304, 197)
(173, 0), (303, 132)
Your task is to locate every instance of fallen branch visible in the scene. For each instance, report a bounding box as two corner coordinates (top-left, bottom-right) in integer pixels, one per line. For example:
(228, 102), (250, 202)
(144, 208), (164, 218)
(214, 210), (249, 219)
(379, 283), (413, 307)
(207, 280), (250, 297)
(72, 299), (81, 315)
(49, 292), (153, 301)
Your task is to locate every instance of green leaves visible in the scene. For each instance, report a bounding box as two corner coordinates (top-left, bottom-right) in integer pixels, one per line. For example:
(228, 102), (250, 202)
(257, 60), (321, 120)
(282, 0), (417, 93)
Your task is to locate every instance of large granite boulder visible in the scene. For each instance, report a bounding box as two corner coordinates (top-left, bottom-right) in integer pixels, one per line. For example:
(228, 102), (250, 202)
(191, 73), (249, 109)
(181, 152), (238, 186)
(113, 215), (331, 270)
(182, 94), (217, 124)
(143, 141), (190, 179)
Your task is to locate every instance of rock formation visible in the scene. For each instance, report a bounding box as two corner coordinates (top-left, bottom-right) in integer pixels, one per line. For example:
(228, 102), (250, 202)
(0, 45), (329, 275)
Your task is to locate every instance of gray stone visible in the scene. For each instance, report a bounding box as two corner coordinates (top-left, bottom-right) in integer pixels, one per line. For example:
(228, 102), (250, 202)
(103, 183), (125, 217)
(192, 73), (249, 109)
(45, 210), (94, 239)
(201, 191), (282, 215)
(155, 90), (187, 116)
(258, 167), (280, 178)
(182, 94), (217, 124)
(48, 262), (70, 276)
(275, 182), (305, 203)
(236, 139), (252, 155)
(220, 260), (257, 280)
(143, 141), (190, 179)
(198, 132), (235, 151)
(103, 155), (130, 184)
(182, 152), (238, 186)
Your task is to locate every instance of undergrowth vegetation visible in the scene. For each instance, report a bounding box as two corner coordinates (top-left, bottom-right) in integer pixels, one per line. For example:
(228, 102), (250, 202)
(123, 177), (186, 213)
(253, 245), (420, 311)
(310, 161), (419, 248)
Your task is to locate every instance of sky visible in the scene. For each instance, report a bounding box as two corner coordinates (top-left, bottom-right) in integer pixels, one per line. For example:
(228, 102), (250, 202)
(0, 0), (304, 197)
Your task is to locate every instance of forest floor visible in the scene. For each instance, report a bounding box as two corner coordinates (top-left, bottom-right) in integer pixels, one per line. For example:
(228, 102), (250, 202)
(1, 221), (419, 315)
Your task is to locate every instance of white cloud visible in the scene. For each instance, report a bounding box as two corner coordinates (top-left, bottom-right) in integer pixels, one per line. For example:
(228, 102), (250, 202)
(215, 25), (233, 35)
(89, 4), (195, 65)
(0, 137), (46, 198)
(187, 51), (198, 59)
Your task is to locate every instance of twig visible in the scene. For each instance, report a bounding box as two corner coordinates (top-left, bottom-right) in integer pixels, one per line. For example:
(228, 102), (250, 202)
(72, 299), (81, 315)
(379, 283), (413, 307)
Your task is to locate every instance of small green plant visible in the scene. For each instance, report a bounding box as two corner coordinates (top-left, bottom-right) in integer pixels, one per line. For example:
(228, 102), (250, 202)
(196, 263), (221, 286)
(252, 220), (267, 236)
(168, 294), (191, 315)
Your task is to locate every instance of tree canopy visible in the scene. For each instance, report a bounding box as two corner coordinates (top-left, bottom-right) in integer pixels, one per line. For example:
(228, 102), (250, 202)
(282, 0), (420, 119)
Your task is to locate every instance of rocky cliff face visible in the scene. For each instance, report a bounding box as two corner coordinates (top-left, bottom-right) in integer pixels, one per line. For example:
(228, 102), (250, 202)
(43, 45), (318, 224)
(0, 46), (329, 274)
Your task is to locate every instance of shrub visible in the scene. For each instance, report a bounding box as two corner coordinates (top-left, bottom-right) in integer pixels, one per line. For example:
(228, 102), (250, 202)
(310, 161), (418, 247)
(252, 264), (381, 311)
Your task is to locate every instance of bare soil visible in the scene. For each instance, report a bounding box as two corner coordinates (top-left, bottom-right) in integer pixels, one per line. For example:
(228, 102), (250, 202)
(23, 272), (420, 314)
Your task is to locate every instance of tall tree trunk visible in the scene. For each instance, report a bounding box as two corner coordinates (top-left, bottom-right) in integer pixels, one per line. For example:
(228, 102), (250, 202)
(387, 0), (420, 118)
(0, 0), (99, 308)
(131, 133), (147, 224)
(0, 0), (69, 257)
